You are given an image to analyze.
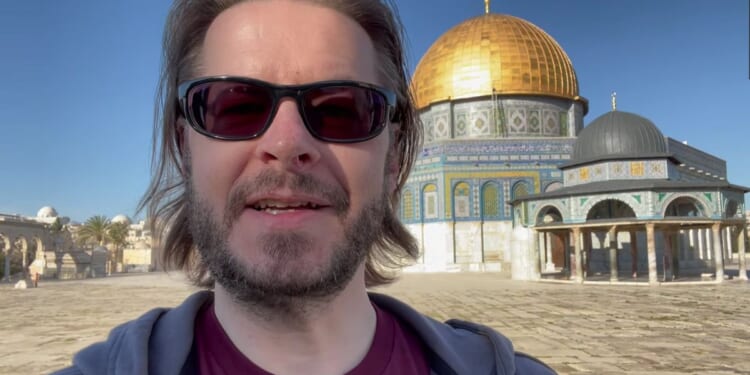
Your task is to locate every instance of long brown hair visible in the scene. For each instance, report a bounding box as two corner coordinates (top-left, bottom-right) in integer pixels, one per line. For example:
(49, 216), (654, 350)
(139, 0), (422, 288)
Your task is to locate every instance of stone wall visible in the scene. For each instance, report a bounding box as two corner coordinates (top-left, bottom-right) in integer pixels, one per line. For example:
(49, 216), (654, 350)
(405, 221), (512, 273)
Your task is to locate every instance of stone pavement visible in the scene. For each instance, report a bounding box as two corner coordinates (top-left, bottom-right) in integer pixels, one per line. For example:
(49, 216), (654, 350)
(1, 272), (748, 375)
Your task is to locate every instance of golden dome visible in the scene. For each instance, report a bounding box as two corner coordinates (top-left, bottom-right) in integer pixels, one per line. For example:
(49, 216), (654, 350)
(412, 13), (581, 110)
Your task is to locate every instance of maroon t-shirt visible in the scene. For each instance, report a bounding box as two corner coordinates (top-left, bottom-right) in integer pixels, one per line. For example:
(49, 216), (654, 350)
(193, 301), (430, 374)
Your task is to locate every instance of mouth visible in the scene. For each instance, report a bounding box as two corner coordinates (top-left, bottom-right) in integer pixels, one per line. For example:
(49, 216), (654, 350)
(248, 199), (327, 216)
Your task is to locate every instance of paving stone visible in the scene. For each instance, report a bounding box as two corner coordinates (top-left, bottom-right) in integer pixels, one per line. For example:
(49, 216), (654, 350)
(0, 272), (748, 374)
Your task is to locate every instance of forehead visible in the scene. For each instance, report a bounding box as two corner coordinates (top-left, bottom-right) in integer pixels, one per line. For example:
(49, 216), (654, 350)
(199, 0), (379, 85)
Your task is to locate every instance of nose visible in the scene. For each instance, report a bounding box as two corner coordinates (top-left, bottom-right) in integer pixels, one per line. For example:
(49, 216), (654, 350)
(253, 99), (321, 170)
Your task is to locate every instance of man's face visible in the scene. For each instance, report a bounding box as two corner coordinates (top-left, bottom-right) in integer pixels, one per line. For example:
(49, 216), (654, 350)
(184, 0), (395, 304)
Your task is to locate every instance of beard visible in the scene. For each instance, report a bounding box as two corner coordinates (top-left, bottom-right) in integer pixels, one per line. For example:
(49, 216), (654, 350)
(186, 169), (387, 318)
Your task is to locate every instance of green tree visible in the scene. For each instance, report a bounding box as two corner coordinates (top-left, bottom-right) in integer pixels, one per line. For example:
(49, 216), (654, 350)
(77, 215), (111, 247)
(50, 217), (63, 233)
(107, 222), (130, 266)
(48, 216), (68, 253)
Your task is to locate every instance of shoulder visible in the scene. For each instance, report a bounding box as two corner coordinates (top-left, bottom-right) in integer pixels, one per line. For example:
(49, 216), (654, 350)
(369, 292), (556, 375)
(444, 318), (556, 374)
(51, 291), (212, 375)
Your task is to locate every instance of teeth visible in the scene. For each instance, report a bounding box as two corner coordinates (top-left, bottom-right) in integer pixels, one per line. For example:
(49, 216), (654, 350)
(252, 200), (319, 211)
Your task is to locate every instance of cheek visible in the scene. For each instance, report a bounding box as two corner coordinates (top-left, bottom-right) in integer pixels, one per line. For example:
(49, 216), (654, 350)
(187, 135), (245, 207)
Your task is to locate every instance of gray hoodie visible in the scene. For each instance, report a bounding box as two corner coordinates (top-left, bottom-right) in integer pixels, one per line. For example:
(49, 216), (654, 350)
(52, 291), (555, 375)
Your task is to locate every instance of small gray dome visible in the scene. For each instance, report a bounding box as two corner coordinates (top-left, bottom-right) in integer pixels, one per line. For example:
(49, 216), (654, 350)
(572, 111), (667, 164)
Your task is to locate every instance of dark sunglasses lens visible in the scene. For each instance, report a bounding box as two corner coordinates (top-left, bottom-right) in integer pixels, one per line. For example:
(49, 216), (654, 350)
(187, 81), (273, 138)
(302, 86), (387, 141)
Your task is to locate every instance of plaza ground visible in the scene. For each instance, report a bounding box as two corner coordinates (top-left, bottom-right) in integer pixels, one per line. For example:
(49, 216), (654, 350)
(1, 272), (748, 374)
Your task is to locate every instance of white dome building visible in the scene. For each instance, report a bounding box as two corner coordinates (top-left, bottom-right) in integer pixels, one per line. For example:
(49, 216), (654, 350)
(111, 214), (132, 226)
(35, 206), (60, 225)
(36, 206), (58, 219)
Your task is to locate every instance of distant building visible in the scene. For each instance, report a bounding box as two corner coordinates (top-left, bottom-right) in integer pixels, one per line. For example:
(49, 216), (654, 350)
(402, 12), (586, 273)
(0, 206), (95, 280)
(0, 212), (52, 281)
(111, 214), (154, 272)
(512, 110), (748, 284)
(400, 8), (748, 284)
(0, 207), (155, 281)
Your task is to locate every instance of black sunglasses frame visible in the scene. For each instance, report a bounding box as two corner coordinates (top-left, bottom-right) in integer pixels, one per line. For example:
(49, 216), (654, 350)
(177, 76), (398, 143)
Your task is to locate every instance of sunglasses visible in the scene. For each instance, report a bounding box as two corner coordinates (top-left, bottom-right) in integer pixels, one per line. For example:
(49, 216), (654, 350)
(178, 76), (398, 143)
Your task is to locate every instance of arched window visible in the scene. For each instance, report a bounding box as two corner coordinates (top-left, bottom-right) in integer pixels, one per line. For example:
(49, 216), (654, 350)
(402, 189), (414, 221)
(422, 184), (438, 220)
(453, 182), (471, 218)
(513, 181), (530, 199)
(512, 181), (531, 223)
(482, 182), (501, 219)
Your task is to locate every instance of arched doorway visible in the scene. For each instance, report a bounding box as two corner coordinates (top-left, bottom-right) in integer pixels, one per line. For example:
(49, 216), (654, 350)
(664, 197), (705, 217)
(585, 200), (636, 277)
(725, 200), (739, 219)
(587, 199), (636, 221)
(536, 206), (565, 271)
(13, 236), (29, 278)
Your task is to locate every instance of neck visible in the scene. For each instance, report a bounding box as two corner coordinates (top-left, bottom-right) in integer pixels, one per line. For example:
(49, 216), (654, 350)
(213, 264), (376, 375)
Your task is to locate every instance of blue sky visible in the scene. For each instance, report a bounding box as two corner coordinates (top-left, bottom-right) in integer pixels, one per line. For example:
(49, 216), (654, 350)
(1, 0), (748, 222)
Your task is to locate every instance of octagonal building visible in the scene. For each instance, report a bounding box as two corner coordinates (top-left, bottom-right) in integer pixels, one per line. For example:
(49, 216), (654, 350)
(401, 9), (587, 272)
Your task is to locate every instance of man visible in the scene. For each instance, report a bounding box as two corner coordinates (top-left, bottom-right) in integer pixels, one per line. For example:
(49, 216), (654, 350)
(55, 0), (554, 374)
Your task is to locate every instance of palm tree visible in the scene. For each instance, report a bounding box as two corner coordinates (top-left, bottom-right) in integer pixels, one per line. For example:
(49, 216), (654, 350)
(107, 222), (130, 268)
(77, 215), (112, 247)
(50, 217), (64, 233)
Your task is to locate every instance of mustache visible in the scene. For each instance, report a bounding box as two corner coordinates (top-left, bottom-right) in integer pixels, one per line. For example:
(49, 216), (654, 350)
(223, 169), (350, 227)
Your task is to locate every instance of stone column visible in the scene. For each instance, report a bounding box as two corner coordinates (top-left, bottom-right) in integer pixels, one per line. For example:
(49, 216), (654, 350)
(738, 225), (748, 281)
(646, 223), (658, 285)
(609, 226), (618, 282)
(573, 227), (583, 283)
(584, 231), (592, 278)
(563, 232), (571, 276)
(21, 248), (28, 279)
(726, 227), (733, 261)
(449, 220), (457, 264)
(673, 230), (681, 279)
(547, 232), (565, 271)
(545, 233), (553, 269)
(712, 223), (724, 282)
(663, 230), (673, 282)
(704, 228), (712, 260)
(630, 231), (638, 278)
(531, 229), (541, 280)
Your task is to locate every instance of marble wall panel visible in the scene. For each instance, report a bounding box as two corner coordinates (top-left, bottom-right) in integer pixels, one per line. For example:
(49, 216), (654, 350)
(454, 222), (483, 264)
(422, 222), (455, 270)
